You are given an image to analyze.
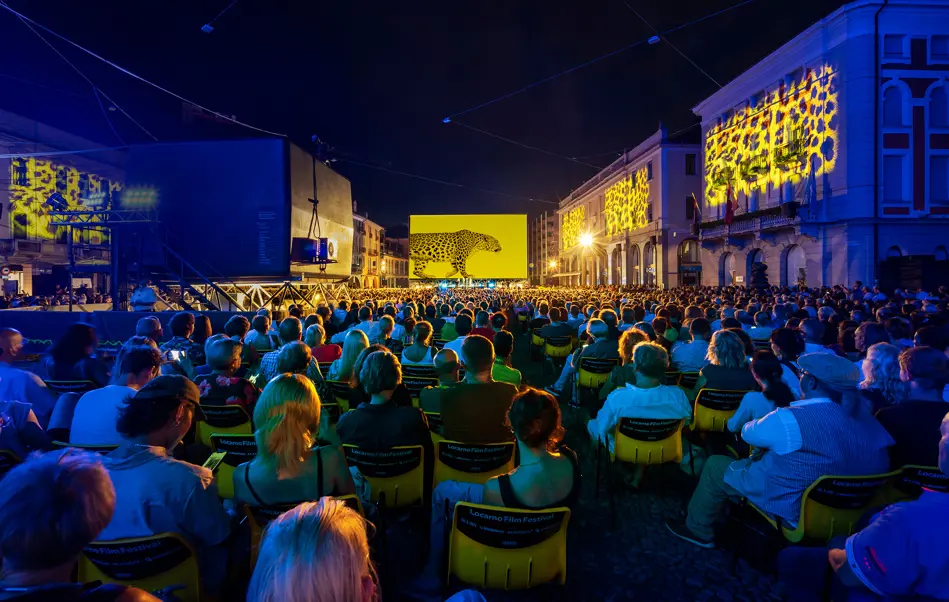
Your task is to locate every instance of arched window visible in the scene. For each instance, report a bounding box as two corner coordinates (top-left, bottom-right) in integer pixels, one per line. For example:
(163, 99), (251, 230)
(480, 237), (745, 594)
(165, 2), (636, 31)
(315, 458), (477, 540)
(720, 252), (736, 286)
(643, 242), (656, 286)
(931, 86), (949, 129)
(935, 246), (948, 261)
(628, 244), (641, 285)
(887, 246), (903, 258)
(678, 239), (700, 262)
(884, 87), (904, 127)
(785, 245), (806, 287)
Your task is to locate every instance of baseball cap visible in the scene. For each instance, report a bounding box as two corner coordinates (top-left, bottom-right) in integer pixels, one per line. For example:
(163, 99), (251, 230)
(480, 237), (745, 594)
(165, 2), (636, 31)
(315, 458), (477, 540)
(797, 353), (861, 389)
(132, 375), (205, 420)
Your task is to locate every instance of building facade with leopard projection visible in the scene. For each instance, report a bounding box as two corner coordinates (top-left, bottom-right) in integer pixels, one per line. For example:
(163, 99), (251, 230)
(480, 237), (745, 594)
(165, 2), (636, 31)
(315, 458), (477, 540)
(694, 0), (949, 291)
(408, 214), (527, 282)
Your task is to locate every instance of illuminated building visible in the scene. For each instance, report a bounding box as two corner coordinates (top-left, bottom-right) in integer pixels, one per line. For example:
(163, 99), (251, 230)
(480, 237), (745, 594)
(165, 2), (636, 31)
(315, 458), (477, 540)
(351, 203), (384, 289)
(557, 126), (702, 287)
(695, 0), (949, 289)
(528, 211), (559, 285)
(0, 109), (124, 296)
(382, 226), (410, 288)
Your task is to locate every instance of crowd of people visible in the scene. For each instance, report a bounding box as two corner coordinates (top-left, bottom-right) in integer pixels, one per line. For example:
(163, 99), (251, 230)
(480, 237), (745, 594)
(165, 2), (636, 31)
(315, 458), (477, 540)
(0, 282), (946, 601)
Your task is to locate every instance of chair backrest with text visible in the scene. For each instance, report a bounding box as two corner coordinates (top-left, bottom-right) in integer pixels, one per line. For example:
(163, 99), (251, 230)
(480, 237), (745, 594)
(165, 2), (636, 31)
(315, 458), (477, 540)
(434, 440), (516, 487)
(44, 380), (98, 396)
(889, 465), (949, 502)
(196, 405), (252, 447)
(52, 441), (118, 455)
(403, 376), (439, 400)
(403, 364), (438, 379)
(80, 533), (201, 602)
(325, 380), (353, 413)
(425, 412), (444, 444)
(544, 337), (572, 360)
(447, 502), (570, 590)
(784, 472), (896, 543)
(613, 418), (684, 465)
(692, 389), (746, 432)
(342, 444), (425, 508)
(210, 434), (258, 499)
(577, 358), (619, 390)
(678, 372), (701, 389)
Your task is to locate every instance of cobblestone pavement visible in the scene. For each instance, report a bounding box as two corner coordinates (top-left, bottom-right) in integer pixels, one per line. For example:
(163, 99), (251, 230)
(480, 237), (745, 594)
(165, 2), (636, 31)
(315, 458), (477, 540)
(501, 335), (783, 602)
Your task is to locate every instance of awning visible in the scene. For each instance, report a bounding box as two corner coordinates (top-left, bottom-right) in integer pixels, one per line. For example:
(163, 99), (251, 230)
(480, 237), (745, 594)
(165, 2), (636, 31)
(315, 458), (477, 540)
(553, 272), (581, 277)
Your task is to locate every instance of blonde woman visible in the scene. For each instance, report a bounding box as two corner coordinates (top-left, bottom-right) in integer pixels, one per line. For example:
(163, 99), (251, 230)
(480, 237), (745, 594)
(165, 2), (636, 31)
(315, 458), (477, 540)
(233, 374), (355, 507)
(690, 329), (759, 397)
(246, 498), (376, 602)
(328, 329), (370, 381)
(400, 320), (436, 366)
(599, 328), (648, 401)
(859, 342), (908, 412)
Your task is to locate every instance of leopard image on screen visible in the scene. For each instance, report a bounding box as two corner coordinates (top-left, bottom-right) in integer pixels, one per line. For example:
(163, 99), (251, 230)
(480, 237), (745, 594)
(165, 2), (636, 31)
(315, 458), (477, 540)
(409, 229), (502, 278)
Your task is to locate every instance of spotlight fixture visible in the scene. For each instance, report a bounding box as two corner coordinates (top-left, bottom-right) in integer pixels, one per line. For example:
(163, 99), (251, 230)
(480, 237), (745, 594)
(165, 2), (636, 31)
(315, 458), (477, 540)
(648, 35), (661, 45)
(201, 23), (214, 33)
(45, 192), (68, 212)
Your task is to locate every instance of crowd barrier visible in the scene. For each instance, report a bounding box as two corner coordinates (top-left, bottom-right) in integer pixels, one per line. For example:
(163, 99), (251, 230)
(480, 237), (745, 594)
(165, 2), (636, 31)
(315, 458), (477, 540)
(0, 311), (256, 354)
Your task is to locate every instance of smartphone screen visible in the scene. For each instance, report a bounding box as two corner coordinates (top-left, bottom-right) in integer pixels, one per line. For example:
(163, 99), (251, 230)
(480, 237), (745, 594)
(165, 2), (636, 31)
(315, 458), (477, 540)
(203, 451), (227, 474)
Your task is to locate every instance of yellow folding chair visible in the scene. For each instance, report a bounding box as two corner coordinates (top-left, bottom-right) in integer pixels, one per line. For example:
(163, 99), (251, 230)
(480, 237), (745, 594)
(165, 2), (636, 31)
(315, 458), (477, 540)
(51, 441), (118, 455)
(0, 449), (21, 479)
(543, 336), (573, 375)
(576, 357), (619, 408)
(425, 412), (445, 445)
(691, 389), (747, 433)
(43, 380), (98, 396)
(530, 328), (544, 348)
(433, 440), (516, 488)
(209, 434), (258, 499)
(749, 472), (899, 544)
(886, 465), (949, 503)
(325, 380), (353, 413)
(596, 418), (684, 515)
(195, 405), (252, 447)
(447, 502), (570, 590)
(80, 533), (202, 602)
(678, 372), (701, 390)
(342, 444), (425, 509)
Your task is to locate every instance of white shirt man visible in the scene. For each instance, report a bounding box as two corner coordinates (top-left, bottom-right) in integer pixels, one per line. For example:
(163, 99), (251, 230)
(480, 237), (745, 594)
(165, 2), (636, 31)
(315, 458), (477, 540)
(671, 319), (712, 373)
(70, 345), (161, 445)
(444, 336), (468, 367)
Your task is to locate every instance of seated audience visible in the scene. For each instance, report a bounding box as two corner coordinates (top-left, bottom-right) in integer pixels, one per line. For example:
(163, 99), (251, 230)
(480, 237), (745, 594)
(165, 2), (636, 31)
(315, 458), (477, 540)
(328, 329), (370, 381)
(401, 321), (436, 366)
(419, 349), (461, 414)
(225, 315), (259, 370)
(769, 328), (805, 398)
(886, 316), (914, 350)
(671, 318), (711, 373)
(134, 317), (163, 345)
(441, 335), (517, 443)
(444, 314), (473, 366)
(44, 323), (110, 388)
(330, 306), (375, 344)
(245, 314), (278, 353)
(727, 351), (797, 432)
(277, 341), (313, 376)
(491, 330), (522, 387)
(234, 374), (354, 507)
(778, 411), (949, 602)
(690, 330), (759, 395)
(0, 328), (57, 427)
(0, 398), (52, 459)
(368, 315), (403, 354)
(588, 342), (691, 452)
(70, 345), (162, 445)
(667, 353), (893, 548)
(800, 318), (836, 355)
(469, 311), (495, 339)
(858, 343), (907, 413)
(159, 312), (197, 359)
(748, 312), (774, 341)
(257, 317), (328, 393)
(853, 321), (891, 373)
(0, 450), (159, 601)
(193, 338), (260, 411)
(546, 319), (620, 397)
(336, 350), (431, 457)
(306, 324), (342, 363)
(599, 328), (648, 401)
(539, 308), (574, 339)
(99, 376), (231, 595)
(875, 346), (949, 468)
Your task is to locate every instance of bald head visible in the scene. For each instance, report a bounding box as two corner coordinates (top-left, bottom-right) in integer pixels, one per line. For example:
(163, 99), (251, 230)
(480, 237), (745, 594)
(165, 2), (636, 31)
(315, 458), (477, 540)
(0, 328), (23, 363)
(433, 349), (460, 385)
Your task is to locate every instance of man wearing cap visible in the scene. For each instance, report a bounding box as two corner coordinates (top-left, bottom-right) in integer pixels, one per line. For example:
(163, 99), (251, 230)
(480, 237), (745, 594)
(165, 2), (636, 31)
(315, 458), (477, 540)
(99, 375), (231, 595)
(778, 412), (949, 601)
(667, 353), (893, 548)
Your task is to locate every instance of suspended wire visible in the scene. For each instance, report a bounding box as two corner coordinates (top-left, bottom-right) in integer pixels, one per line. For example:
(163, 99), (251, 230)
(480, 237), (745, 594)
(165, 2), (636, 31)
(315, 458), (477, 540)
(1, 1), (157, 142)
(205, 0), (241, 29)
(442, 0), (759, 121)
(0, 146), (129, 160)
(617, 0), (723, 89)
(334, 157), (558, 205)
(0, 2), (286, 139)
(450, 120), (604, 170)
(570, 148), (628, 161)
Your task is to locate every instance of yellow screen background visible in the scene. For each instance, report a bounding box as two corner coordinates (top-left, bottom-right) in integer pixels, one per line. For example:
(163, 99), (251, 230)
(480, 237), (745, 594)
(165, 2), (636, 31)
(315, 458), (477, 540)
(409, 214), (527, 279)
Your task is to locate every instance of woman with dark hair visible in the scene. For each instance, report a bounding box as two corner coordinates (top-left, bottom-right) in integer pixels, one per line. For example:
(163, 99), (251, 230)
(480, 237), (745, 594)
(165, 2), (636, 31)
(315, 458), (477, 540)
(44, 322), (109, 387)
(770, 327), (805, 399)
(190, 315), (212, 367)
(728, 352), (798, 432)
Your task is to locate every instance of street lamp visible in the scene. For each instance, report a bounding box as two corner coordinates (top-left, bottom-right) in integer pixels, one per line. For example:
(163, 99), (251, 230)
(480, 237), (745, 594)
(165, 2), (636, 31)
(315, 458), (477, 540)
(548, 260), (557, 269)
(579, 232), (594, 248)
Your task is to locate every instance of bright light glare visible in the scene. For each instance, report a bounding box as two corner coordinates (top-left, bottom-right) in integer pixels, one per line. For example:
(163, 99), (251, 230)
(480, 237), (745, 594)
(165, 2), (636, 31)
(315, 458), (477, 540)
(548, 260), (557, 268)
(579, 233), (594, 248)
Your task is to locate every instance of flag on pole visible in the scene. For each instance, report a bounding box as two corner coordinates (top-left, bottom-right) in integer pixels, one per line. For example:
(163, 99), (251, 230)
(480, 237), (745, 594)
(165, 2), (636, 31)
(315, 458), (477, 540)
(691, 193), (701, 226)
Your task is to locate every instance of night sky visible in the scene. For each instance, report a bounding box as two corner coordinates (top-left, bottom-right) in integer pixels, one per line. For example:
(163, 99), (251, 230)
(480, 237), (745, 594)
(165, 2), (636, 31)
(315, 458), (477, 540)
(2, 0), (849, 228)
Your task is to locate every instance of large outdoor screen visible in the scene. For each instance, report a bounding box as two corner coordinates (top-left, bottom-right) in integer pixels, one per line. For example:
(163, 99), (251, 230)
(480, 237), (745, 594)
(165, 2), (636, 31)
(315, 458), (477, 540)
(409, 214), (527, 280)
